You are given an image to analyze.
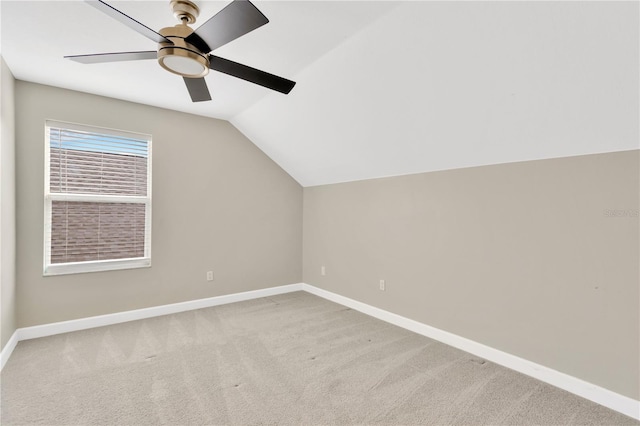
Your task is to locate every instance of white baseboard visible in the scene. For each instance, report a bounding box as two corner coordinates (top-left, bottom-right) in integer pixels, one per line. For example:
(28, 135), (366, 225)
(17, 283), (303, 341)
(1, 283), (304, 369)
(0, 330), (19, 370)
(2, 281), (638, 421)
(301, 283), (640, 421)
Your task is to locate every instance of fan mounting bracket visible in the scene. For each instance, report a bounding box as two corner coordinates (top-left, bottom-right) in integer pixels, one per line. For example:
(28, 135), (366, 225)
(170, 0), (199, 24)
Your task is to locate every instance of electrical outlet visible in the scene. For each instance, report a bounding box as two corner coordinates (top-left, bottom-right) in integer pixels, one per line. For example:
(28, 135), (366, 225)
(379, 279), (385, 291)
(206, 271), (214, 281)
(321, 266), (326, 276)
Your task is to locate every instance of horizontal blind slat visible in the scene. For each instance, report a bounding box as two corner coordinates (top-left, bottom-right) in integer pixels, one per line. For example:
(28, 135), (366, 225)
(53, 130), (149, 147)
(50, 131), (149, 152)
(49, 152), (147, 164)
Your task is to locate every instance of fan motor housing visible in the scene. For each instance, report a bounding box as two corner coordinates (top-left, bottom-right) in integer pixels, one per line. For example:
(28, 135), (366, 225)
(157, 24), (210, 78)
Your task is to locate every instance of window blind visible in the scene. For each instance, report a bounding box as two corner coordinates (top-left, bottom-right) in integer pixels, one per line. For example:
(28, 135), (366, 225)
(49, 128), (148, 196)
(44, 121), (152, 275)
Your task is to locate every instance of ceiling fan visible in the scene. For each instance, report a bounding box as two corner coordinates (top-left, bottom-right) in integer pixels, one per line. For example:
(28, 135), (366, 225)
(65, 0), (296, 102)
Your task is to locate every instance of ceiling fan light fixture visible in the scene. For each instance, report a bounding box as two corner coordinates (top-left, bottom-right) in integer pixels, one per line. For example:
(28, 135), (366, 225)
(157, 23), (209, 78)
(158, 47), (209, 78)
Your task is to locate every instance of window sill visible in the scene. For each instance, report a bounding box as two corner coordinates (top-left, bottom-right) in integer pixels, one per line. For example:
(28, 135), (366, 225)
(44, 257), (151, 276)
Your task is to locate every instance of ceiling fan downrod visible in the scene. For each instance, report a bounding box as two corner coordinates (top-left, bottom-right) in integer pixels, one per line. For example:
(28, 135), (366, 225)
(157, 0), (210, 78)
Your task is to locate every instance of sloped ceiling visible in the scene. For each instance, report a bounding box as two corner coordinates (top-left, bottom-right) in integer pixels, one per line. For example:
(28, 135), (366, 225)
(232, 1), (639, 186)
(2, 1), (638, 187)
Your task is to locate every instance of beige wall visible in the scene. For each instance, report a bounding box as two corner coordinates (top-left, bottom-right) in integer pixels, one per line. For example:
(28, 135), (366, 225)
(303, 151), (640, 400)
(8, 77), (639, 402)
(1, 57), (17, 350)
(15, 81), (302, 327)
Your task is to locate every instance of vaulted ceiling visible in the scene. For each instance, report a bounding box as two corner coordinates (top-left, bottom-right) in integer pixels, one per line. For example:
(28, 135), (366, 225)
(2, 1), (638, 186)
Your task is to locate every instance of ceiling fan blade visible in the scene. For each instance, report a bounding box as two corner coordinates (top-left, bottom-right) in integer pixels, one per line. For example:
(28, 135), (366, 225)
(86, 0), (172, 44)
(185, 0), (269, 53)
(184, 77), (212, 102)
(209, 55), (296, 94)
(65, 51), (157, 64)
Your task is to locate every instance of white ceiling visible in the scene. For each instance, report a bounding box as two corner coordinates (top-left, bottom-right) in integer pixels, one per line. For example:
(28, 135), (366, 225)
(2, 1), (638, 187)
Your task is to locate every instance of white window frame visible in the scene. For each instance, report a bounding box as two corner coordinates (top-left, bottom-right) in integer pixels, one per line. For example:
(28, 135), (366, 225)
(43, 120), (152, 276)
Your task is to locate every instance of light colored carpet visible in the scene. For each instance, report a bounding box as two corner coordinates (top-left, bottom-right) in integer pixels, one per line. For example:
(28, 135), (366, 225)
(1, 291), (637, 425)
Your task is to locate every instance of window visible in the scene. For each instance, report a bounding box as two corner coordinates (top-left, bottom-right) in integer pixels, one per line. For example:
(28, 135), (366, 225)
(44, 120), (151, 275)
